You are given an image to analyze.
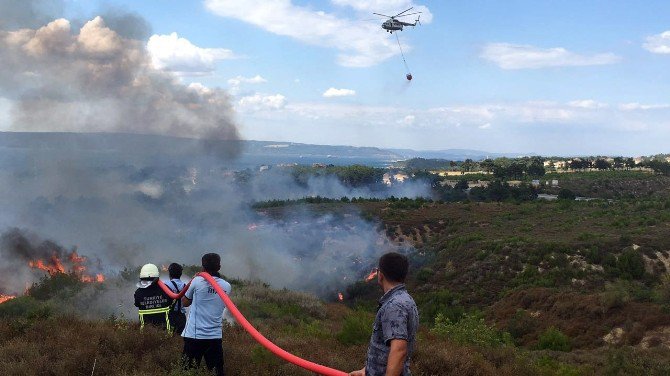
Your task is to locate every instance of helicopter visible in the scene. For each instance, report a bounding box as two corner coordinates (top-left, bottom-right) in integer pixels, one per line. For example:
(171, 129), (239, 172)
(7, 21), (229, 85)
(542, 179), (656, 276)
(374, 7), (422, 34)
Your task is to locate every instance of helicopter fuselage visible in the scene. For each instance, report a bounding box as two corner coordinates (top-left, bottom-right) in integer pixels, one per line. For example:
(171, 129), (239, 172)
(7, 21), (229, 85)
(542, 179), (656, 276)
(382, 19), (417, 33)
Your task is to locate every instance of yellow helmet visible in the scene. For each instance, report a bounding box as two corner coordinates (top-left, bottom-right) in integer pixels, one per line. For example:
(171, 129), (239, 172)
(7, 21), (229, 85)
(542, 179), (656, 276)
(140, 263), (160, 278)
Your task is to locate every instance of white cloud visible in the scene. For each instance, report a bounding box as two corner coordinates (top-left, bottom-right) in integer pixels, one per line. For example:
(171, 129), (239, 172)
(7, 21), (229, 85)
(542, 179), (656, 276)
(147, 32), (237, 75)
(398, 114), (415, 126)
(568, 99), (608, 109)
(481, 43), (620, 69)
(204, 0), (432, 67)
(331, 0), (432, 22)
(238, 93), (287, 112)
(643, 31), (670, 54)
(272, 100), (627, 130)
(323, 87), (356, 97)
(619, 102), (670, 111)
(227, 75), (267, 86)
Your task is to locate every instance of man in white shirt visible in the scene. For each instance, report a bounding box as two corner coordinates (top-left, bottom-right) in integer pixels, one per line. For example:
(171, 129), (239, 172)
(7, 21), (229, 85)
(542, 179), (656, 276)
(181, 253), (232, 376)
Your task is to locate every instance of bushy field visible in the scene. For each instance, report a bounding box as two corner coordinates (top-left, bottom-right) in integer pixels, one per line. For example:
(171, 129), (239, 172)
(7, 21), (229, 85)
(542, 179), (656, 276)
(3, 173), (670, 375)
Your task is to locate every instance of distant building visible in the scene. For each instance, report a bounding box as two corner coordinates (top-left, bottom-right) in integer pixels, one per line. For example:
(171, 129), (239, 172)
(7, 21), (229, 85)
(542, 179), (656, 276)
(531, 179), (541, 188)
(468, 180), (489, 188)
(551, 179), (559, 187)
(544, 160), (567, 170)
(508, 180), (523, 187)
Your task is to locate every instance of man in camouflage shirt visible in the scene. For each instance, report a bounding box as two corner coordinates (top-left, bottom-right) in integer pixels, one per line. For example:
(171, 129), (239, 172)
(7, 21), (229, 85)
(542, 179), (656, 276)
(350, 252), (419, 376)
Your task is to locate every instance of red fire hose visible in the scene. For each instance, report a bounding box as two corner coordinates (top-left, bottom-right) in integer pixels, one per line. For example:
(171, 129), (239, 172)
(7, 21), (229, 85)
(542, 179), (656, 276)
(157, 273), (348, 376)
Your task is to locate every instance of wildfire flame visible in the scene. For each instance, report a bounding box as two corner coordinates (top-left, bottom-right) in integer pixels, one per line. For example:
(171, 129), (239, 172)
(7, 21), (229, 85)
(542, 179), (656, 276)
(365, 269), (378, 282)
(28, 257), (65, 275)
(28, 251), (104, 283)
(338, 292), (344, 302)
(0, 295), (16, 304)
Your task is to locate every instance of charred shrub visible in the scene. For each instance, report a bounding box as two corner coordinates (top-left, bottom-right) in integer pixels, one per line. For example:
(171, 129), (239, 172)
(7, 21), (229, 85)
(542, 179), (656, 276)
(507, 309), (537, 344)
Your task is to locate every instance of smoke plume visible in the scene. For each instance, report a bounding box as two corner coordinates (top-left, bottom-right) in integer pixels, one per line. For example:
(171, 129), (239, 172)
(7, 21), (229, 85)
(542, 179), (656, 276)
(0, 2), (415, 311)
(0, 1), (240, 158)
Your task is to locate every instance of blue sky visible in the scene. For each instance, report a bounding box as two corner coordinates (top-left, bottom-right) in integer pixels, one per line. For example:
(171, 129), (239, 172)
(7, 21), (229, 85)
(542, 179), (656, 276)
(4, 0), (670, 155)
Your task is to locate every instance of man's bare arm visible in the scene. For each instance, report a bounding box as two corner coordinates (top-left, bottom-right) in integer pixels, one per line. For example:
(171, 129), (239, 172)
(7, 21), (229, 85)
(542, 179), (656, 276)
(385, 339), (408, 376)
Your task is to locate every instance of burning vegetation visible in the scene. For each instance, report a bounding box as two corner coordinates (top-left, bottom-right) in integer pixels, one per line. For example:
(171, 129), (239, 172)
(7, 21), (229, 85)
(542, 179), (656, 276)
(0, 229), (104, 302)
(28, 250), (104, 284)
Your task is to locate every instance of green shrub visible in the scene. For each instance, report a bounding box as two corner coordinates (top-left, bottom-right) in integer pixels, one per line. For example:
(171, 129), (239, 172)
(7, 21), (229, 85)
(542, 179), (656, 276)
(415, 267), (434, 283)
(432, 313), (512, 348)
(336, 310), (374, 345)
(600, 281), (632, 309)
(617, 249), (646, 280)
(415, 289), (464, 324)
(249, 345), (280, 367)
(558, 189), (576, 200)
(27, 273), (86, 301)
(535, 355), (582, 376)
(537, 327), (571, 352)
(0, 296), (53, 320)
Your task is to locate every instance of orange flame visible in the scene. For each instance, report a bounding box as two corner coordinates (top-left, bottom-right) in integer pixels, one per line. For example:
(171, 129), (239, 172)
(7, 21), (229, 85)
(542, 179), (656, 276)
(69, 251), (87, 264)
(338, 292), (344, 302)
(365, 270), (378, 282)
(0, 295), (16, 304)
(28, 257), (65, 275)
(28, 251), (104, 284)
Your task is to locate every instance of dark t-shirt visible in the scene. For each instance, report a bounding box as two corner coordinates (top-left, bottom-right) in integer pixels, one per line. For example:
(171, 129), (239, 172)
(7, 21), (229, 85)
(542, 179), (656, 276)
(134, 282), (172, 328)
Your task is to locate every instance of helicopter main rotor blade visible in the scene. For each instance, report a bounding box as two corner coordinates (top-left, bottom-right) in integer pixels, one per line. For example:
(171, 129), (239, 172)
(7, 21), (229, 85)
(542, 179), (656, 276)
(393, 7), (414, 18)
(372, 12), (394, 18)
(396, 12), (422, 18)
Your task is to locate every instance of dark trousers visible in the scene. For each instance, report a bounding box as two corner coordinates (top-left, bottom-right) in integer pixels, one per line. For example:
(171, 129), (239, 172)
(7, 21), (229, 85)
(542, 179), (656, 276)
(182, 337), (224, 376)
(169, 311), (186, 336)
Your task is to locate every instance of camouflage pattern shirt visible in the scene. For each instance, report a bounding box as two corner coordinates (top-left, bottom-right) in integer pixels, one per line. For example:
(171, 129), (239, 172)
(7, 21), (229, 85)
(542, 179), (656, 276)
(365, 284), (419, 376)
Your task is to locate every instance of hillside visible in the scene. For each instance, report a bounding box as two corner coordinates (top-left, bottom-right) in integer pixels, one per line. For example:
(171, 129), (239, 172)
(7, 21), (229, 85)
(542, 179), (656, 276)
(2, 166), (670, 375)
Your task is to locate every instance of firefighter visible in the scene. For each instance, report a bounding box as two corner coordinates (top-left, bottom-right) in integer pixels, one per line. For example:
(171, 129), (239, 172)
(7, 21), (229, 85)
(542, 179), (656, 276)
(134, 263), (172, 332)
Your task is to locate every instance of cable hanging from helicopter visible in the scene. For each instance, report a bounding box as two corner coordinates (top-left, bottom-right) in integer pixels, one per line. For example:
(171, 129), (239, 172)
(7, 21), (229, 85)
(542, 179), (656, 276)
(373, 7), (421, 81)
(395, 33), (411, 81)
